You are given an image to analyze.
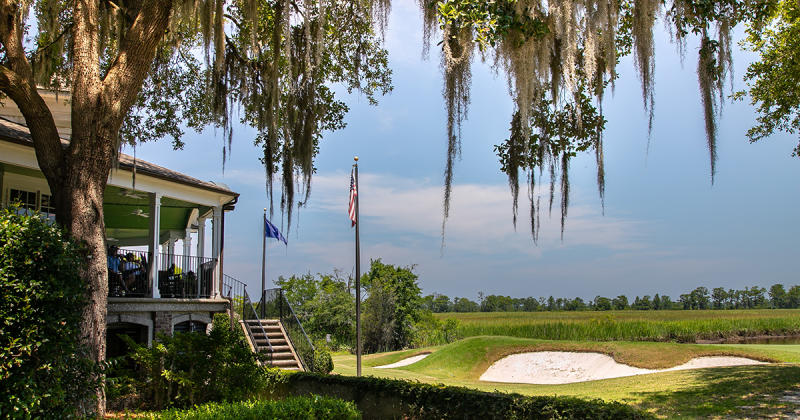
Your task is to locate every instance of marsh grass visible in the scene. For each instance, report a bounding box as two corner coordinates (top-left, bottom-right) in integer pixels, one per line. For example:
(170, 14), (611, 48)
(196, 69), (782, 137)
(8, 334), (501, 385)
(437, 309), (800, 342)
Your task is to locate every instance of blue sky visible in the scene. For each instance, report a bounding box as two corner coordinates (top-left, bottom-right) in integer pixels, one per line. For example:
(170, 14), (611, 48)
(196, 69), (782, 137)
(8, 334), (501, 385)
(129, 3), (800, 302)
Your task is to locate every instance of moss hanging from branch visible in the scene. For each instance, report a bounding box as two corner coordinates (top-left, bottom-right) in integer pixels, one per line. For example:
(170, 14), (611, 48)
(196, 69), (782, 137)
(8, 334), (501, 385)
(440, 25), (473, 240)
(426, 0), (759, 242)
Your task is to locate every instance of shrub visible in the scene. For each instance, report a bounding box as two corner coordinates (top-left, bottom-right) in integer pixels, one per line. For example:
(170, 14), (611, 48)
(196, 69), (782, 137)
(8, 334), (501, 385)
(271, 372), (653, 419)
(412, 311), (460, 347)
(147, 395), (360, 420)
(0, 208), (99, 418)
(311, 346), (334, 374)
(118, 314), (268, 410)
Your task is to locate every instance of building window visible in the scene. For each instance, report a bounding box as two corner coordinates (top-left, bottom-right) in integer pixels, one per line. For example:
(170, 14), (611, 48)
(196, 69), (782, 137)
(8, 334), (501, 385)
(173, 320), (208, 334)
(9, 188), (37, 215)
(40, 193), (56, 221)
(7, 188), (56, 221)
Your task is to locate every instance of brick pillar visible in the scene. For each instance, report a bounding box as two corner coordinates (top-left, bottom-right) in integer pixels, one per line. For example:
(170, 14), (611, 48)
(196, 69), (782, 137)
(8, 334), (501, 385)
(154, 312), (173, 337)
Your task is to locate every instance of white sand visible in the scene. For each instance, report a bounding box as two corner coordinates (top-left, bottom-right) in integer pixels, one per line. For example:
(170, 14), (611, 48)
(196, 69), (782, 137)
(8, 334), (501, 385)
(479, 352), (766, 384)
(375, 353), (430, 369)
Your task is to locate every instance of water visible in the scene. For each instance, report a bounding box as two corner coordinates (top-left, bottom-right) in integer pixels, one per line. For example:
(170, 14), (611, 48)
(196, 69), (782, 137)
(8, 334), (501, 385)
(708, 336), (800, 345)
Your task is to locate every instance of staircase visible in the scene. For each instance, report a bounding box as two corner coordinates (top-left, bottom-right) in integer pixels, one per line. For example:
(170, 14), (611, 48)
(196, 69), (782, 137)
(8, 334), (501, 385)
(241, 319), (303, 371)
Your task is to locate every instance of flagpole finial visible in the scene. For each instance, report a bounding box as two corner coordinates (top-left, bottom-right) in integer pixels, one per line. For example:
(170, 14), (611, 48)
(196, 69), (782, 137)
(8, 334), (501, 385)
(354, 156), (359, 162)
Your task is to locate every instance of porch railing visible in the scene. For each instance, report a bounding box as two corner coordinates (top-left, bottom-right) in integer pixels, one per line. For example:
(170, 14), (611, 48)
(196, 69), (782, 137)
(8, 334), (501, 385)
(108, 249), (150, 297)
(108, 249), (215, 298)
(158, 253), (215, 298)
(261, 288), (315, 371)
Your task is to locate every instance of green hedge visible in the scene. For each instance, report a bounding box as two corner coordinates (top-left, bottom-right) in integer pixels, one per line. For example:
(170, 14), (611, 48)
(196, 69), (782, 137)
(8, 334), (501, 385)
(0, 208), (99, 418)
(146, 395), (359, 419)
(271, 372), (653, 419)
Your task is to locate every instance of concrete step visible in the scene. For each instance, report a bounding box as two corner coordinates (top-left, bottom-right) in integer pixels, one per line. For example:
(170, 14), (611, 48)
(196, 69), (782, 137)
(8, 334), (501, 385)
(250, 328), (282, 334)
(255, 344), (291, 352)
(264, 352), (296, 360)
(242, 319), (303, 372)
(255, 342), (287, 350)
(252, 332), (284, 340)
(246, 323), (282, 331)
(253, 335), (288, 346)
(269, 359), (300, 368)
(245, 319), (279, 325)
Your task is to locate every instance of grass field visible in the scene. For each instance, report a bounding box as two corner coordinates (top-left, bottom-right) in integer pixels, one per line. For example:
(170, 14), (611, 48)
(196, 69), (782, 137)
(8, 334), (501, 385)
(333, 336), (800, 418)
(434, 309), (800, 342)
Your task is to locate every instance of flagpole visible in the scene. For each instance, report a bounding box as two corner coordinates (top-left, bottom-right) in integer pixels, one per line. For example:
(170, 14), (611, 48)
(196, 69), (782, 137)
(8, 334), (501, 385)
(261, 208), (266, 319)
(354, 156), (362, 377)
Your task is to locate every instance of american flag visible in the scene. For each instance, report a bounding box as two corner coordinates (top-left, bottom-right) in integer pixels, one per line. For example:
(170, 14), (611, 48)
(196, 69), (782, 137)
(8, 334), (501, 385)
(349, 167), (357, 227)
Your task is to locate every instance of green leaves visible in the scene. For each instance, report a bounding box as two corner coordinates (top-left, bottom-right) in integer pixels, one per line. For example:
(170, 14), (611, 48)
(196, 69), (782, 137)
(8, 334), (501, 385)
(363, 259), (424, 353)
(149, 396), (361, 420)
(737, 0), (800, 157)
(116, 314), (269, 410)
(280, 371), (653, 419)
(0, 208), (99, 418)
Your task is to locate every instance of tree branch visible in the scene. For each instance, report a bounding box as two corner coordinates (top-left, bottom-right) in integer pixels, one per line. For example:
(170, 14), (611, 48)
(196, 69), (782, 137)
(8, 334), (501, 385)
(100, 0), (173, 137)
(71, 0), (103, 151)
(0, 0), (64, 181)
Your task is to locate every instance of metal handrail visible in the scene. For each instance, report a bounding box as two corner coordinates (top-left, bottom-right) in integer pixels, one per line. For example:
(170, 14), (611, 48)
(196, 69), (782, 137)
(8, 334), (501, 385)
(244, 290), (273, 356)
(222, 275), (273, 358)
(264, 288), (315, 371)
(281, 289), (315, 353)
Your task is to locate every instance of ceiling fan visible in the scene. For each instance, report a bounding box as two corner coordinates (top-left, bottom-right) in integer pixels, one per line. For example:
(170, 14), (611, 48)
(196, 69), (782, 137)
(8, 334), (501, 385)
(120, 188), (146, 200)
(130, 209), (149, 218)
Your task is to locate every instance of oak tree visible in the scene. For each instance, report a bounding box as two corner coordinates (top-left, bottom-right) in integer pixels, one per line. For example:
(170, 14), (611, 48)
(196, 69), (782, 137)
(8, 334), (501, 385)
(0, 0), (389, 413)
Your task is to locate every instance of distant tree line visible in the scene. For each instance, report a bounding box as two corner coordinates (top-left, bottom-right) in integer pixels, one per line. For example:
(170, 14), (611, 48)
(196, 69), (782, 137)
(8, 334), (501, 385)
(421, 284), (800, 313)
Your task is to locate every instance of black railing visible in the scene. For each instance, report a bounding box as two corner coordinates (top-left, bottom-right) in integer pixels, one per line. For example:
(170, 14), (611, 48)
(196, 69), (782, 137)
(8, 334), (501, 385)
(222, 275), (273, 358)
(262, 288), (315, 371)
(108, 249), (150, 297)
(158, 253), (215, 298)
(223, 274), (248, 317)
(108, 249), (216, 298)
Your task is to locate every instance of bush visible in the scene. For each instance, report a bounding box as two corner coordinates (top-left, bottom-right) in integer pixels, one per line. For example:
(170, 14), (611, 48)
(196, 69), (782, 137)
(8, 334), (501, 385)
(311, 346), (334, 374)
(412, 311), (460, 347)
(0, 208), (99, 418)
(117, 314), (268, 410)
(271, 372), (653, 419)
(147, 396), (360, 420)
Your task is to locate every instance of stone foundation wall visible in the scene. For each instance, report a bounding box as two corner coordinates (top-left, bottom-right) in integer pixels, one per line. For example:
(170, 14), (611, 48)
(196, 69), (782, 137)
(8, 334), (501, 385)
(154, 311), (173, 336)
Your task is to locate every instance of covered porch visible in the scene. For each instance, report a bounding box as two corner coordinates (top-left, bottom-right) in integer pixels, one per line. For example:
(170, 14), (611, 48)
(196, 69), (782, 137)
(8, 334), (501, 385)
(0, 102), (238, 349)
(0, 116), (238, 301)
(104, 184), (227, 299)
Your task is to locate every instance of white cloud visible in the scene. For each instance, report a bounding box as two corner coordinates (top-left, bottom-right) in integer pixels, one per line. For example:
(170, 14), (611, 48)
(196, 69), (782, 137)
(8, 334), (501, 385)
(307, 171), (647, 257)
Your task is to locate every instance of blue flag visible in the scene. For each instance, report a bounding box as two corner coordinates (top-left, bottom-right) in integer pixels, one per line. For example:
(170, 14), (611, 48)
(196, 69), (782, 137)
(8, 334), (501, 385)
(265, 217), (288, 245)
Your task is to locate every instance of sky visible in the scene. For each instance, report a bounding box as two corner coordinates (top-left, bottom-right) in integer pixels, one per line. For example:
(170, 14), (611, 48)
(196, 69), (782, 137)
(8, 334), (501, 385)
(127, 2), (800, 302)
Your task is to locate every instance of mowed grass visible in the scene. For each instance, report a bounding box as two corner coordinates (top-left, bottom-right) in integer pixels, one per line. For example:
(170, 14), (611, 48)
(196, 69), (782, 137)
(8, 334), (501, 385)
(333, 336), (800, 418)
(435, 309), (800, 342)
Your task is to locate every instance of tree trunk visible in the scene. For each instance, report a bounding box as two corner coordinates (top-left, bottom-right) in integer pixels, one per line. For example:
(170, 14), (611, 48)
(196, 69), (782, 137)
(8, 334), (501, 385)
(2, 0), (177, 414)
(53, 125), (116, 416)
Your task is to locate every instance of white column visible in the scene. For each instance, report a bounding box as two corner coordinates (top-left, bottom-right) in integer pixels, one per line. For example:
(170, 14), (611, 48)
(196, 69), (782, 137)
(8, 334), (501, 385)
(149, 193), (162, 298)
(182, 230), (192, 255)
(167, 234), (176, 257)
(183, 228), (195, 296)
(211, 206), (222, 297)
(196, 217), (206, 259)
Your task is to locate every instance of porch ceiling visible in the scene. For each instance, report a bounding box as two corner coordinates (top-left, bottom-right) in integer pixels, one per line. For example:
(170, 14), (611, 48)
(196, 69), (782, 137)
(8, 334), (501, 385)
(2, 163), (213, 245)
(104, 185), (211, 234)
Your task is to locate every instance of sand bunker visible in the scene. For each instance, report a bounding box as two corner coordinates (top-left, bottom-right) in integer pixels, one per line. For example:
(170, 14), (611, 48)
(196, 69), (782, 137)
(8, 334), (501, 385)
(479, 351), (766, 384)
(375, 353), (430, 369)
